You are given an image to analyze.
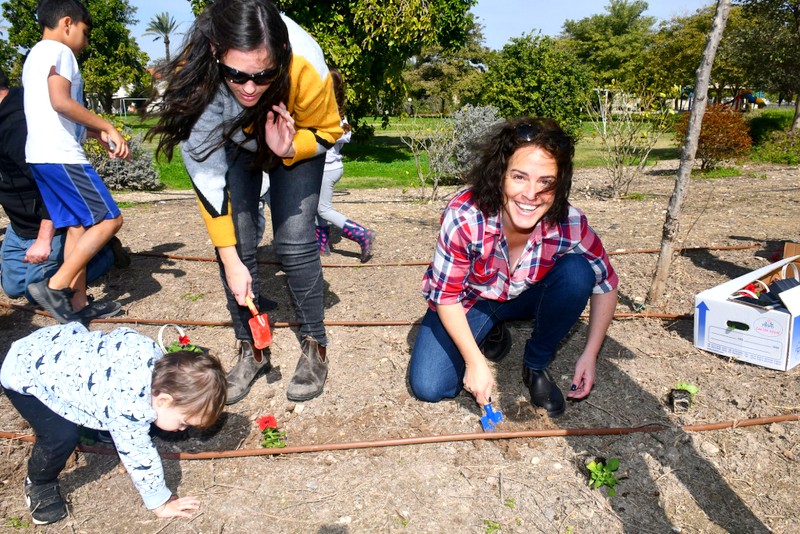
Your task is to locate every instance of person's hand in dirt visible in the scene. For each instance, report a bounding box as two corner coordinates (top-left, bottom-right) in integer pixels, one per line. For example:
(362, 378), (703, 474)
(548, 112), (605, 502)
(218, 246), (252, 305)
(153, 495), (200, 519)
(436, 303), (495, 405)
(464, 359), (494, 406)
(266, 102), (296, 159)
(567, 352), (596, 400)
(567, 289), (618, 401)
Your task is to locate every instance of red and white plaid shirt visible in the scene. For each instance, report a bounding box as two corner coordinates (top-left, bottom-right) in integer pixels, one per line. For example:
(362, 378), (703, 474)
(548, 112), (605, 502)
(422, 189), (618, 311)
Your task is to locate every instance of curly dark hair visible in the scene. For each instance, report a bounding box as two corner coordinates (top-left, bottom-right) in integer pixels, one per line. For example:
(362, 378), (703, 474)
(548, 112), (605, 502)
(468, 117), (574, 224)
(148, 0), (292, 169)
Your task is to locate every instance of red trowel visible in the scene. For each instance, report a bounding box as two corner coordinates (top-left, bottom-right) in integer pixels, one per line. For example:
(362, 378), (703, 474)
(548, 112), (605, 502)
(245, 295), (272, 349)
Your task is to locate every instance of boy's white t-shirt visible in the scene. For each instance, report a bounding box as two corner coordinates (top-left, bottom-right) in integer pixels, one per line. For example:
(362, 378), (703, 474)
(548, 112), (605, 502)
(22, 39), (89, 164)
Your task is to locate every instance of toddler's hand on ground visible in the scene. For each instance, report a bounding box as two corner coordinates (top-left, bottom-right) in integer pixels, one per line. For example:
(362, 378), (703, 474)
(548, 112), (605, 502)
(153, 495), (200, 519)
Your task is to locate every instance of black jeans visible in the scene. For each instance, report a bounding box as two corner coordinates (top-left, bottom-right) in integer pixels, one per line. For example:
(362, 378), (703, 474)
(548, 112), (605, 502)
(217, 145), (327, 345)
(5, 389), (79, 485)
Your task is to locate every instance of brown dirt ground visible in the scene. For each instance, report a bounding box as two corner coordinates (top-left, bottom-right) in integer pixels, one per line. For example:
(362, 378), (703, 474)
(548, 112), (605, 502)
(0, 160), (799, 533)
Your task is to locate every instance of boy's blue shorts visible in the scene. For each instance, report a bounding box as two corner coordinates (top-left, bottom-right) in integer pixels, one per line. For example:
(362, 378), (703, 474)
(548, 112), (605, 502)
(29, 163), (121, 229)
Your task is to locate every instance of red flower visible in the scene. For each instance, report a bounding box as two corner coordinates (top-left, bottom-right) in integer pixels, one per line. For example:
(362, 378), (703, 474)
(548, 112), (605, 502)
(257, 415), (278, 431)
(179, 335), (191, 346)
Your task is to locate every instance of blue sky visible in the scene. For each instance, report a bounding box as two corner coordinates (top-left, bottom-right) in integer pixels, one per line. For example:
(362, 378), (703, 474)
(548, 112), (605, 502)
(129, 0), (714, 61)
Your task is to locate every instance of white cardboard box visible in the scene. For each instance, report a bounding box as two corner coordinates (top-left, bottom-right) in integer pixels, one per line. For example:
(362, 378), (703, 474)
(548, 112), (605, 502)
(694, 254), (800, 371)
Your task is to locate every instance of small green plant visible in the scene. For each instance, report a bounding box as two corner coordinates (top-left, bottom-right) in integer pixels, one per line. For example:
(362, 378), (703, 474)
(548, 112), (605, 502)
(6, 517), (31, 528)
(503, 497), (516, 509)
(674, 381), (700, 400)
(115, 201), (138, 208)
(483, 519), (501, 533)
(623, 192), (655, 201)
(586, 457), (620, 496)
(691, 167), (741, 179)
(182, 292), (205, 302)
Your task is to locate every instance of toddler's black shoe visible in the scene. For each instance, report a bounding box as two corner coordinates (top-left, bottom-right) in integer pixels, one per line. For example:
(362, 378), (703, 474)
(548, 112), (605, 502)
(24, 477), (67, 525)
(523, 366), (565, 418)
(27, 279), (79, 324)
(480, 322), (512, 362)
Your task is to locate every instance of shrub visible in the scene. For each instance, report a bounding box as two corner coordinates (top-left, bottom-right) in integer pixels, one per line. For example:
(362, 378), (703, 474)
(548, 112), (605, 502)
(747, 109), (795, 146)
(399, 117), (457, 202)
(752, 129), (800, 165)
(85, 132), (163, 191)
(399, 105), (503, 199)
(450, 104), (503, 181)
(587, 88), (675, 197)
(675, 104), (752, 170)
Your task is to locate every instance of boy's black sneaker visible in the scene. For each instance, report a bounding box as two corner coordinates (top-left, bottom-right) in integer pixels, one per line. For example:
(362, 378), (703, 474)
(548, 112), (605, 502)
(77, 297), (122, 323)
(27, 280), (79, 324)
(24, 477), (67, 525)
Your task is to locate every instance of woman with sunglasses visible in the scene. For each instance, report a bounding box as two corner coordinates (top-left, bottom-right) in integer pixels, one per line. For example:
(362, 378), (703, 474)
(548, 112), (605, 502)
(150, 0), (342, 405)
(408, 117), (618, 418)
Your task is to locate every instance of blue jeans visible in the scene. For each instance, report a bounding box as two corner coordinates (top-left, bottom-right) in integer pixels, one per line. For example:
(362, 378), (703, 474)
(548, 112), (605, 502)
(0, 225), (114, 302)
(217, 144), (327, 344)
(408, 254), (595, 402)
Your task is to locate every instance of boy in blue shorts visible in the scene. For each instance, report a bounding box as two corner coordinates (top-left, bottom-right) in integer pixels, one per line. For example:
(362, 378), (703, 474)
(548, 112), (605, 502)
(23, 0), (130, 323)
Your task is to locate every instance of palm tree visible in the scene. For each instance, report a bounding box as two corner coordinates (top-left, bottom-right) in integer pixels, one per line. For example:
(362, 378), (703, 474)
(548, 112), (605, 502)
(143, 12), (178, 64)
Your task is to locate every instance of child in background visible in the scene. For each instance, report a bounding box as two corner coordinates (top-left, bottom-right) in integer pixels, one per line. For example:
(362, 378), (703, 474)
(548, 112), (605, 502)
(23, 0), (129, 323)
(0, 322), (227, 525)
(315, 69), (376, 262)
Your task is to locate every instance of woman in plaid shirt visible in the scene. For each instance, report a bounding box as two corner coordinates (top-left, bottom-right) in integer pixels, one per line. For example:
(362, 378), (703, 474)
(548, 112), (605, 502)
(408, 117), (618, 418)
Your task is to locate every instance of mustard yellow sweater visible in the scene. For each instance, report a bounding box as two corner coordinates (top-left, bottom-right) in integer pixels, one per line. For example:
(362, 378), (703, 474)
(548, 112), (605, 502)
(180, 15), (342, 247)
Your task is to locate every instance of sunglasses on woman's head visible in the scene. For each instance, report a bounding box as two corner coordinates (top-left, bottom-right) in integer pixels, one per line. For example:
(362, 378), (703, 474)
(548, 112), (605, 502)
(217, 61), (280, 85)
(514, 123), (570, 148)
(515, 123), (537, 142)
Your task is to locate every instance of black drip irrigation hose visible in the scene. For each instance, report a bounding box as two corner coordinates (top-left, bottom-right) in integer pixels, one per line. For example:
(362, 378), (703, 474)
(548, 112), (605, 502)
(0, 413), (796, 460)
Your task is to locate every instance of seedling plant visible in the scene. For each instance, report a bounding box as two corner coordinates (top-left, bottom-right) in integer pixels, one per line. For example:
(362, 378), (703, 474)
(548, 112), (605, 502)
(586, 457), (621, 496)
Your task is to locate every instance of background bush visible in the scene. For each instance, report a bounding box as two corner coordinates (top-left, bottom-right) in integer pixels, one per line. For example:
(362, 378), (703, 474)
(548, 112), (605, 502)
(85, 131), (163, 191)
(752, 129), (800, 165)
(675, 104), (752, 170)
(450, 104), (503, 182)
(747, 109), (795, 146)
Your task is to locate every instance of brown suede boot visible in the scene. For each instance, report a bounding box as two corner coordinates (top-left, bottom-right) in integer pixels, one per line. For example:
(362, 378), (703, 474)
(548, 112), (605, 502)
(286, 337), (328, 401)
(225, 340), (271, 405)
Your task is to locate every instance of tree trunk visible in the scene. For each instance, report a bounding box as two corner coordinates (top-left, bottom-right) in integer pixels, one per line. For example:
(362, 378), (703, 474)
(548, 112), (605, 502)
(164, 36), (171, 65)
(647, 0), (732, 305)
(792, 97), (800, 131)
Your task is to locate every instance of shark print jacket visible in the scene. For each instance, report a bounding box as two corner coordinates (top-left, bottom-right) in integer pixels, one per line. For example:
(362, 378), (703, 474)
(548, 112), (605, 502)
(1, 322), (172, 509)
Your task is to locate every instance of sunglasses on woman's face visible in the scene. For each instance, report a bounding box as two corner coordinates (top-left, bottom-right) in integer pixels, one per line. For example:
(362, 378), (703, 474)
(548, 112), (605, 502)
(218, 62), (280, 85)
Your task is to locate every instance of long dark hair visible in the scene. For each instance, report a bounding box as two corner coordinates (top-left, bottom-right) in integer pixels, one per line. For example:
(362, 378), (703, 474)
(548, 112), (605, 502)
(148, 0), (292, 168)
(468, 117), (574, 224)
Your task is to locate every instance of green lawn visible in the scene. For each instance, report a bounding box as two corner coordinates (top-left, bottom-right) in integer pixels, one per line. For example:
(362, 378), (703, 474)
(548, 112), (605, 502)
(126, 115), (680, 191)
